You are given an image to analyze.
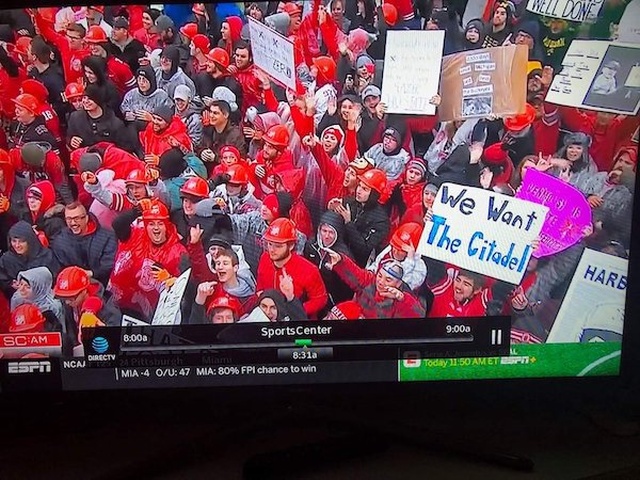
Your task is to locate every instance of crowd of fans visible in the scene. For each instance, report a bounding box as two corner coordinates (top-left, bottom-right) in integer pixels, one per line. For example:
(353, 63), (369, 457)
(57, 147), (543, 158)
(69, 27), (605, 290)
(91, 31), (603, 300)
(0, 1), (637, 355)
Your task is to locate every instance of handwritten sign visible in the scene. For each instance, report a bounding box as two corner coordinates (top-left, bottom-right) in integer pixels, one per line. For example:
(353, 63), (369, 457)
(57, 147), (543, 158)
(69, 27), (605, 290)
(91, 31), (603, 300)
(416, 184), (548, 284)
(121, 315), (150, 326)
(380, 30), (445, 115)
(151, 268), (191, 326)
(548, 249), (628, 343)
(527, 0), (605, 23)
(516, 169), (592, 258)
(439, 45), (528, 122)
(546, 41), (640, 115)
(248, 17), (296, 90)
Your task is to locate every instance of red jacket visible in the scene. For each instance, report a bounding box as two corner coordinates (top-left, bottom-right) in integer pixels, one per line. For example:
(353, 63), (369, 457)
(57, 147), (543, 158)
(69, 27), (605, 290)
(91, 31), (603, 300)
(33, 10), (90, 84)
(106, 56), (136, 96)
(0, 66), (25, 119)
(429, 271), (490, 318)
(109, 222), (189, 321)
(250, 148), (295, 199)
(533, 103), (561, 158)
(276, 168), (314, 238)
(309, 143), (348, 202)
(71, 142), (145, 206)
(333, 255), (425, 319)
(558, 107), (628, 172)
(133, 28), (162, 52)
(10, 148), (66, 186)
(140, 117), (193, 157)
(256, 252), (328, 318)
(400, 203), (426, 227)
(39, 104), (62, 144)
(234, 65), (264, 113)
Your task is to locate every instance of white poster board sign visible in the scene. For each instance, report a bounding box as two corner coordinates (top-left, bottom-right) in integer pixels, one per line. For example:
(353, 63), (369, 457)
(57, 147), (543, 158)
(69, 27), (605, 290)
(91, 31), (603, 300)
(248, 17), (296, 90)
(381, 30), (445, 115)
(616, 0), (640, 45)
(546, 40), (640, 115)
(121, 315), (150, 327)
(416, 184), (548, 284)
(547, 249), (628, 343)
(526, 0), (605, 23)
(151, 268), (191, 326)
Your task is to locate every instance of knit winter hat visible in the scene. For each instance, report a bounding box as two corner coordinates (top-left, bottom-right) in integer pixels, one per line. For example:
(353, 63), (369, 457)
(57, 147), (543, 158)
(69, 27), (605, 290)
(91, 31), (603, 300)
(153, 103), (174, 123)
(563, 131), (592, 148)
(518, 20), (540, 40)
(173, 84), (192, 102)
(465, 18), (484, 34)
(348, 157), (373, 175)
(219, 145), (241, 162)
(423, 183), (439, 194)
(79, 152), (102, 173)
(212, 86), (238, 112)
(84, 83), (104, 106)
(158, 148), (186, 179)
(328, 300), (363, 320)
(21, 142), (48, 167)
(321, 125), (344, 146)
(383, 127), (402, 145)
(406, 158), (427, 180)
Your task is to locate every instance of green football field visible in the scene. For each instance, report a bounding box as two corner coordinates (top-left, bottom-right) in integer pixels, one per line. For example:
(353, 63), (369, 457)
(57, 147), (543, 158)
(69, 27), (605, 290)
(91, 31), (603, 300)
(399, 342), (622, 381)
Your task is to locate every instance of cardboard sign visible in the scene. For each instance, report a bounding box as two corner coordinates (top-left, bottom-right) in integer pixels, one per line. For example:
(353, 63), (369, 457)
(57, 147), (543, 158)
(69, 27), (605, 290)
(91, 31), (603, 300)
(151, 268), (191, 326)
(516, 169), (592, 258)
(438, 45), (528, 122)
(546, 40), (640, 115)
(380, 30), (445, 115)
(526, 0), (605, 23)
(248, 17), (296, 90)
(548, 249), (628, 343)
(416, 184), (548, 284)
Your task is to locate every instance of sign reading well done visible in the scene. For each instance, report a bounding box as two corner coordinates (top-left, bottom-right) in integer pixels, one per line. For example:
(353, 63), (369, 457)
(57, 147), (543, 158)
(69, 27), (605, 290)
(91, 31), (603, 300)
(417, 184), (548, 285)
(381, 30), (445, 115)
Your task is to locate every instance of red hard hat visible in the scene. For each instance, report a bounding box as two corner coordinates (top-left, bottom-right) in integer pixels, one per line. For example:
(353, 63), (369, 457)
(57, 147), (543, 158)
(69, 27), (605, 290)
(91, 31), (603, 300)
(125, 168), (148, 185)
(13, 94), (40, 115)
(206, 47), (230, 68)
(263, 124), (290, 149)
(390, 222), (424, 251)
(207, 295), (242, 317)
(142, 200), (170, 221)
(226, 164), (250, 185)
(65, 82), (86, 101)
(180, 176), (210, 199)
(54, 266), (91, 298)
(20, 79), (49, 105)
(382, 4), (398, 26)
(312, 56), (337, 82)
(85, 25), (108, 44)
(358, 168), (387, 196)
(14, 36), (32, 56)
(503, 103), (536, 132)
(282, 2), (302, 17)
(9, 304), (46, 333)
(191, 34), (210, 53)
(180, 22), (199, 40)
(263, 217), (297, 243)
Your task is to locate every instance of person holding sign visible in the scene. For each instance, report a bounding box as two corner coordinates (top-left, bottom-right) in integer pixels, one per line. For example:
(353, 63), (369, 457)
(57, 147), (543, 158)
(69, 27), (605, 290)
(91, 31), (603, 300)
(323, 249), (425, 319)
(109, 199), (190, 322)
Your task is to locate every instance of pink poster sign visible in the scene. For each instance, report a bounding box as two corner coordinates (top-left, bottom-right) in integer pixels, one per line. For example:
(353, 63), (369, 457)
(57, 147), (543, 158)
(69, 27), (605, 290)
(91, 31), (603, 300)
(516, 169), (592, 258)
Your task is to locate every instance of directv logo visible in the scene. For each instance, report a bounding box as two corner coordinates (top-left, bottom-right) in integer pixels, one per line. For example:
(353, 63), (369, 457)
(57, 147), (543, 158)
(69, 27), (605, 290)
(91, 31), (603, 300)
(92, 337), (109, 354)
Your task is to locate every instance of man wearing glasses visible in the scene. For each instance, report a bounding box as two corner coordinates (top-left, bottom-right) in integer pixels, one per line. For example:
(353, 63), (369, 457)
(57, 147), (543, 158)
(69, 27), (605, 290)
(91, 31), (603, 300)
(50, 202), (117, 289)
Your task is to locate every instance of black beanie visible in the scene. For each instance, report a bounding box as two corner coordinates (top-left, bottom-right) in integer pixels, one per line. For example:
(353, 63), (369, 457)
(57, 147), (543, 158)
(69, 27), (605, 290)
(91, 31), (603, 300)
(136, 64), (158, 94)
(275, 191), (294, 218)
(84, 83), (105, 107)
(158, 148), (186, 179)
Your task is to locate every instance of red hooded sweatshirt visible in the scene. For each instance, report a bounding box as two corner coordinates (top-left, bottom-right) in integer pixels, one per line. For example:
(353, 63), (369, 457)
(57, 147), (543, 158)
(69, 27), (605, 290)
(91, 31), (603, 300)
(109, 221), (189, 321)
(250, 148), (295, 199)
(275, 168), (314, 239)
(256, 252), (328, 318)
(139, 116), (193, 157)
(220, 16), (243, 58)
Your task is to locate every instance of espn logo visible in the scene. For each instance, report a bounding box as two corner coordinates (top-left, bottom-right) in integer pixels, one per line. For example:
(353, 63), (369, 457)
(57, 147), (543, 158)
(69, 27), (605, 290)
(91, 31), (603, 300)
(7, 361), (52, 374)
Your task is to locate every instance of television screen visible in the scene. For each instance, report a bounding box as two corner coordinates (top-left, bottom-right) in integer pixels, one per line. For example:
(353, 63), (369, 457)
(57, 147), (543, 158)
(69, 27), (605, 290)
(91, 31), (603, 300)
(0, 2), (638, 393)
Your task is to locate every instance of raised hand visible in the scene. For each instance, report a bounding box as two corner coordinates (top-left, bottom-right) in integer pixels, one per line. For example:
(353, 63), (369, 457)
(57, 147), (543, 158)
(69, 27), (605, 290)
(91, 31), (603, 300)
(80, 171), (98, 184)
(321, 247), (342, 270)
(189, 224), (204, 245)
(279, 267), (295, 301)
(195, 281), (217, 305)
